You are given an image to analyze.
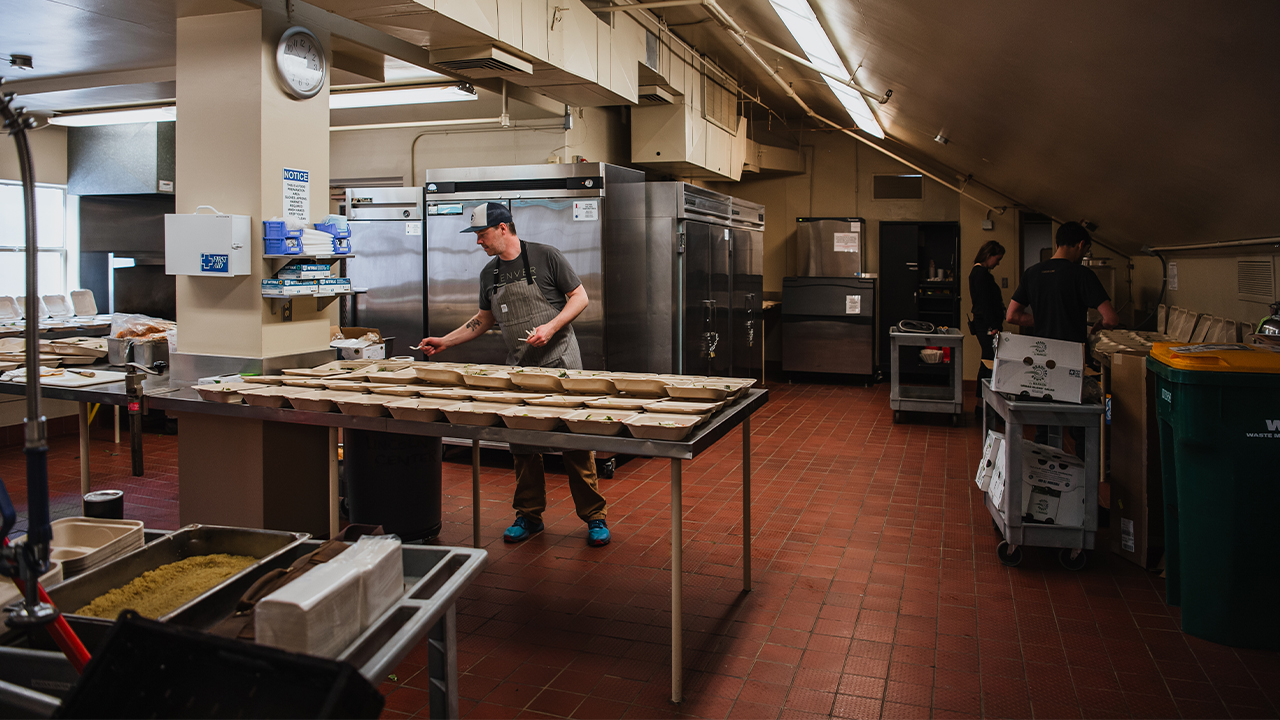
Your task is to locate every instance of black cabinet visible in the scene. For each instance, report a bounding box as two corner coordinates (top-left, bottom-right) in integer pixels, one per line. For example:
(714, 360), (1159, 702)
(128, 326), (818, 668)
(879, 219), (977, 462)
(878, 221), (961, 373)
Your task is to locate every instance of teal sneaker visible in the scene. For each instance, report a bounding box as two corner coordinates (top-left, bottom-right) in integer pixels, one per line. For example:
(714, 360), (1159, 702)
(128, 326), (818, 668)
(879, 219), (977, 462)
(587, 519), (611, 547)
(503, 516), (544, 543)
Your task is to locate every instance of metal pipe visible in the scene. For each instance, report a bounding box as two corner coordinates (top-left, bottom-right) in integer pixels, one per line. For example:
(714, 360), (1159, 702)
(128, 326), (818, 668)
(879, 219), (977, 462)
(1147, 236), (1280, 253)
(741, 32), (890, 103)
(331, 116), (509, 132)
(597, 0), (706, 10)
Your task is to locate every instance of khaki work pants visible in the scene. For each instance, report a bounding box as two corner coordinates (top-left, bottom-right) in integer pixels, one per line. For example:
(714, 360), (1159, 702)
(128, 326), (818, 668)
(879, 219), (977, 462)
(512, 450), (607, 523)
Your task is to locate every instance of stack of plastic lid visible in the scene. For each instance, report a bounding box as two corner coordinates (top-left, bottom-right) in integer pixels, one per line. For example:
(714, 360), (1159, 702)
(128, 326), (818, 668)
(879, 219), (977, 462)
(30, 517), (145, 579)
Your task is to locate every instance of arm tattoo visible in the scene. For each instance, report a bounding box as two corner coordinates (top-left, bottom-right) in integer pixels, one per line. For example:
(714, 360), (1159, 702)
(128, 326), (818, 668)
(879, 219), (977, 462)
(465, 317), (482, 332)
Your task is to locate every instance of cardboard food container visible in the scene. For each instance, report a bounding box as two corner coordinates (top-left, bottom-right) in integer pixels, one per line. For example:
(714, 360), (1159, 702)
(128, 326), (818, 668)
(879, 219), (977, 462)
(562, 409), (637, 436)
(281, 377), (330, 389)
(991, 332), (1085, 403)
(413, 364), (469, 386)
(624, 413), (701, 441)
(560, 373), (617, 395)
(644, 400), (723, 415)
(585, 396), (661, 411)
(240, 375), (288, 385)
(319, 379), (371, 392)
(280, 360), (375, 377)
(418, 387), (476, 401)
(385, 397), (455, 422)
(240, 386), (313, 408)
(609, 374), (673, 397)
(462, 370), (517, 390)
(498, 405), (576, 431)
(484, 392), (550, 405)
(195, 382), (258, 403)
(368, 385), (423, 397)
(525, 394), (603, 408)
(335, 395), (393, 417)
(441, 401), (511, 426)
(288, 391), (366, 413)
(664, 383), (732, 402)
(363, 369), (420, 385)
(508, 369), (566, 393)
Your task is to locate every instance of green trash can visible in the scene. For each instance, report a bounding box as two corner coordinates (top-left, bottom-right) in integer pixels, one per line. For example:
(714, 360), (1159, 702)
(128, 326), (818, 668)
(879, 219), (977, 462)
(1147, 342), (1280, 650)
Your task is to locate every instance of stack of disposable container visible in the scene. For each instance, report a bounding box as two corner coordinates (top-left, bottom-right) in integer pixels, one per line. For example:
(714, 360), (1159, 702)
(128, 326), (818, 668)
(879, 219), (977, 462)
(29, 517), (146, 579)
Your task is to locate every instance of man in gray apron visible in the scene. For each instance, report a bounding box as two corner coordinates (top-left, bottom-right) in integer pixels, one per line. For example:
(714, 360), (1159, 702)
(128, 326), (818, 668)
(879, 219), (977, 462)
(418, 203), (610, 546)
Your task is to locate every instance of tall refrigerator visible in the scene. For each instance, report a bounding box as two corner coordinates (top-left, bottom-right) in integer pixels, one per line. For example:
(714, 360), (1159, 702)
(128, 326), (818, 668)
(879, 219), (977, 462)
(644, 183), (764, 378)
(422, 163), (645, 370)
(343, 187), (425, 358)
(782, 216), (878, 378)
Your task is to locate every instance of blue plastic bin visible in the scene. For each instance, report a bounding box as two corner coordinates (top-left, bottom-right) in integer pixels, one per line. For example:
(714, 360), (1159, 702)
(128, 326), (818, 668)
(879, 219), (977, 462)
(263, 221), (303, 255)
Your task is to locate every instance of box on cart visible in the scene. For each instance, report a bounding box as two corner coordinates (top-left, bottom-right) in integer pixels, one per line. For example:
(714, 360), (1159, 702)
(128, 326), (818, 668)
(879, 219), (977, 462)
(991, 332), (1085, 403)
(1019, 440), (1087, 527)
(975, 430), (1004, 492)
(331, 326), (385, 360)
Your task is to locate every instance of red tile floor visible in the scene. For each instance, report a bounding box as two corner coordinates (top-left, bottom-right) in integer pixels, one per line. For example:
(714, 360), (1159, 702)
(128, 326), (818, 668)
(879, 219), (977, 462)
(4, 383), (1278, 719)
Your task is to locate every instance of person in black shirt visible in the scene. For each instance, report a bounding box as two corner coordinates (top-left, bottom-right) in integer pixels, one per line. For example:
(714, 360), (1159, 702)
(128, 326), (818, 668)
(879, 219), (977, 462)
(969, 240), (1006, 410)
(1006, 222), (1119, 458)
(1007, 222), (1119, 340)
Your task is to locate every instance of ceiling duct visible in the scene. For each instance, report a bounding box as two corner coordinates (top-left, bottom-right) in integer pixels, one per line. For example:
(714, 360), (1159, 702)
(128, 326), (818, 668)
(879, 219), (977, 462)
(429, 46), (534, 78)
(638, 85), (675, 105)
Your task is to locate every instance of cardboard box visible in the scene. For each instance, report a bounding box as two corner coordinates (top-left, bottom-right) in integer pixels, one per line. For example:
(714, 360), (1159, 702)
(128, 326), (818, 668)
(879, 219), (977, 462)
(1019, 440), (1087, 527)
(1108, 350), (1164, 568)
(278, 264), (333, 280)
(987, 440), (1009, 511)
(332, 326), (385, 360)
(991, 332), (1085, 403)
(316, 277), (352, 295)
(261, 279), (317, 296)
(975, 430), (1004, 492)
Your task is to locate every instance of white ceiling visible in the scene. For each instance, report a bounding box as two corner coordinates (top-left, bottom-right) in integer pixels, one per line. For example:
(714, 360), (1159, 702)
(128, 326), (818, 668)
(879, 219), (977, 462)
(4, 0), (1279, 255)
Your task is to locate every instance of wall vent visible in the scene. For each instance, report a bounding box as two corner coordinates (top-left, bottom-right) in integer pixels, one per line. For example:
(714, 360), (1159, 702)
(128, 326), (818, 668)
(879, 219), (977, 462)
(1237, 257), (1276, 303)
(638, 85), (675, 105)
(873, 174), (924, 200)
(429, 47), (533, 78)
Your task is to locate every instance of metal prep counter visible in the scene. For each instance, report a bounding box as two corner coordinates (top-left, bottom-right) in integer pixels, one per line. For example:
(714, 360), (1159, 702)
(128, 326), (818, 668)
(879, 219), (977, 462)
(147, 383), (768, 704)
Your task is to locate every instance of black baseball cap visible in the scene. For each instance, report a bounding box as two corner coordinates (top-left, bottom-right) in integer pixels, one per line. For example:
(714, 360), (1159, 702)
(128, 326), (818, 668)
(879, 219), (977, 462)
(461, 202), (513, 233)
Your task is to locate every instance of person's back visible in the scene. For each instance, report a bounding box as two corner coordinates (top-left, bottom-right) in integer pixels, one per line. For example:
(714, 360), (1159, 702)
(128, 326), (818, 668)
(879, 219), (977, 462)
(1013, 258), (1108, 343)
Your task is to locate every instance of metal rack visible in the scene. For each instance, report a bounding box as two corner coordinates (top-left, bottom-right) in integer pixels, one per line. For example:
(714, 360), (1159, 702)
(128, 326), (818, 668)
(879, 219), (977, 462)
(980, 380), (1103, 569)
(889, 327), (964, 424)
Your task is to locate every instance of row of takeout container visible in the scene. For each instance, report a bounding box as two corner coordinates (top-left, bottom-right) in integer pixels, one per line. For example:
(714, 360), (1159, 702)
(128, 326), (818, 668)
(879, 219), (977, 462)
(0, 336), (109, 373)
(194, 360), (756, 441)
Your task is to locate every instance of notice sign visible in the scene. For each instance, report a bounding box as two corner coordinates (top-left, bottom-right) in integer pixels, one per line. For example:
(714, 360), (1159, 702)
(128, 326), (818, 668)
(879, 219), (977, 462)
(846, 295), (862, 314)
(834, 231), (859, 253)
(572, 200), (599, 221)
(283, 168), (310, 222)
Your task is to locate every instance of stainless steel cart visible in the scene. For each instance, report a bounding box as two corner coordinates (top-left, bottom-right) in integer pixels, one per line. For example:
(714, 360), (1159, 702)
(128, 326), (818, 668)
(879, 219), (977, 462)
(889, 327), (964, 424)
(980, 380), (1103, 570)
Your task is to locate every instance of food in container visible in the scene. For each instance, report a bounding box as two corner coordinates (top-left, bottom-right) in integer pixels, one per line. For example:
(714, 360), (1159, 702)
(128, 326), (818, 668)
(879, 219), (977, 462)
(76, 553), (258, 620)
(525, 394), (603, 408)
(560, 372), (617, 395)
(413, 364), (468, 386)
(508, 367), (567, 393)
(335, 394), (393, 417)
(562, 409), (637, 436)
(584, 396), (661, 411)
(663, 383), (732, 402)
(462, 368), (517, 390)
(440, 401), (512, 426)
(195, 382), (258, 403)
(624, 413), (701, 441)
(287, 391), (366, 413)
(498, 405), (576, 431)
(645, 400), (723, 415)
(240, 385), (313, 408)
(385, 397), (455, 422)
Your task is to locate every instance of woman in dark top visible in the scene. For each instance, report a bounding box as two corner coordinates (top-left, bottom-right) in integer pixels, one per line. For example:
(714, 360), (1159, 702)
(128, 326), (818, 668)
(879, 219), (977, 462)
(969, 241), (1006, 410)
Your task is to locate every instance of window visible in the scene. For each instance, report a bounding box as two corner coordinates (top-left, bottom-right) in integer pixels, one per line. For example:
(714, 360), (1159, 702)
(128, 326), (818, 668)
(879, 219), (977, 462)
(872, 174), (923, 200)
(0, 181), (79, 299)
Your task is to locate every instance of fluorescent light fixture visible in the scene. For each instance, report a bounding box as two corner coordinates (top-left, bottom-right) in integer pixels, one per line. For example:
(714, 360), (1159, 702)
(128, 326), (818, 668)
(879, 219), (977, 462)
(382, 57), (450, 84)
(49, 106), (175, 127)
(768, 0), (884, 138)
(330, 84), (477, 109)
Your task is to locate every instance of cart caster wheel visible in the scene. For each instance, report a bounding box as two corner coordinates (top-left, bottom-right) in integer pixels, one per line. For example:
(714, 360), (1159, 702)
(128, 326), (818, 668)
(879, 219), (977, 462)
(893, 411), (902, 424)
(996, 541), (1023, 567)
(1058, 548), (1088, 571)
(951, 413), (960, 427)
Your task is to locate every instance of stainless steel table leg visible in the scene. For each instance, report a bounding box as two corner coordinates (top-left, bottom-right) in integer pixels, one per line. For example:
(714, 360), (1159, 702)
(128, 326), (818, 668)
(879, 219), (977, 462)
(78, 402), (90, 498)
(671, 457), (683, 704)
(742, 415), (752, 593)
(472, 439), (481, 549)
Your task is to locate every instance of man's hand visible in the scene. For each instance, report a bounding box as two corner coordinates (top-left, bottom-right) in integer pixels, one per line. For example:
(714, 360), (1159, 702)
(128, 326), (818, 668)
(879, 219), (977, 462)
(416, 337), (448, 356)
(525, 323), (557, 348)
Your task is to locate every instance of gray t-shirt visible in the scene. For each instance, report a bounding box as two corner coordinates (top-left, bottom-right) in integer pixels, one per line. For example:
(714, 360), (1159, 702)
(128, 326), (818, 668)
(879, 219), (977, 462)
(478, 241), (582, 313)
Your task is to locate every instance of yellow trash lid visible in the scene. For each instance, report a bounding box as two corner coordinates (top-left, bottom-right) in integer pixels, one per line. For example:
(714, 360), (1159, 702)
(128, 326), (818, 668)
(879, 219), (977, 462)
(1150, 342), (1280, 373)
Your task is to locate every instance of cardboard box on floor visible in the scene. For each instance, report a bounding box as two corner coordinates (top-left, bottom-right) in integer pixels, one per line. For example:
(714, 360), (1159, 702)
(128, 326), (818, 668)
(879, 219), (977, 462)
(991, 332), (1085, 403)
(331, 326), (385, 360)
(1108, 350), (1164, 568)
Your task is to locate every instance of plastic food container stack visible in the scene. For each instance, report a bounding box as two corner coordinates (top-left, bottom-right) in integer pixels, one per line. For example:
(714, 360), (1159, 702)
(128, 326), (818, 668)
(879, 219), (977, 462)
(28, 517), (145, 579)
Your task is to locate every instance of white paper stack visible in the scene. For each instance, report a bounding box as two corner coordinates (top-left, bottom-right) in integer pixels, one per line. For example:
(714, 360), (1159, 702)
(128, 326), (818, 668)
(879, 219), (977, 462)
(255, 559), (363, 658)
(301, 228), (335, 255)
(326, 536), (404, 627)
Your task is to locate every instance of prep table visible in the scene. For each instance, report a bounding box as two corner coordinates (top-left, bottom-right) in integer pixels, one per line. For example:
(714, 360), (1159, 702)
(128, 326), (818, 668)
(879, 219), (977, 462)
(147, 382), (767, 704)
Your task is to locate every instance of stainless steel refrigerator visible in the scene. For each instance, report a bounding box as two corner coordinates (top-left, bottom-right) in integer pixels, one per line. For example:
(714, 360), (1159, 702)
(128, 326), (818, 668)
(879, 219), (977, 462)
(343, 187), (425, 358)
(422, 163), (645, 370)
(645, 183), (764, 378)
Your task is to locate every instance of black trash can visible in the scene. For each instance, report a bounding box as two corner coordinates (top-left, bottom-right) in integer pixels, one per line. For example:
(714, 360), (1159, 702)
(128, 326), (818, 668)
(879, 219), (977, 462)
(343, 430), (442, 541)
